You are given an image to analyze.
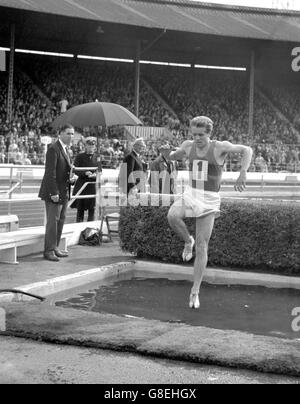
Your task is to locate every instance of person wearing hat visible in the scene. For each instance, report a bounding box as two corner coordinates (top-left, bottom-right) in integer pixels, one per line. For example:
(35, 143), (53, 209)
(150, 143), (178, 195)
(164, 116), (253, 309)
(71, 137), (101, 222)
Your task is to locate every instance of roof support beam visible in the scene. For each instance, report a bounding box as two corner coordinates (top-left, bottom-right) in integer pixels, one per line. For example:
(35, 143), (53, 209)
(134, 40), (141, 118)
(248, 50), (255, 139)
(6, 23), (15, 123)
(141, 28), (167, 56)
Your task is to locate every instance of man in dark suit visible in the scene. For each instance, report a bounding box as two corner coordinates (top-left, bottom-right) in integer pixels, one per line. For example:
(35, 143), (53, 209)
(71, 137), (100, 222)
(39, 124), (75, 262)
(119, 138), (148, 196)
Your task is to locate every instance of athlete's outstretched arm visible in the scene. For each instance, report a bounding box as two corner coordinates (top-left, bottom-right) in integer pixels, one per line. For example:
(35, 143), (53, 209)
(221, 141), (253, 192)
(166, 141), (191, 161)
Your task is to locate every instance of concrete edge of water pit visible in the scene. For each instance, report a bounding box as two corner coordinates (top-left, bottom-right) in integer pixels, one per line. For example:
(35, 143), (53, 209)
(1, 259), (299, 305)
(0, 261), (135, 303)
(0, 260), (299, 378)
(134, 261), (300, 290)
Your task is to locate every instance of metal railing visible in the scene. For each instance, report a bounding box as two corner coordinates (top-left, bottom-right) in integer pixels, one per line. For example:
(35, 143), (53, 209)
(0, 164), (100, 214)
(1, 164), (299, 209)
(0, 165), (118, 237)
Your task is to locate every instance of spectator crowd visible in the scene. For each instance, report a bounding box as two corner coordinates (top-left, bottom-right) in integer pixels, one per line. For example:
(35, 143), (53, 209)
(0, 55), (299, 172)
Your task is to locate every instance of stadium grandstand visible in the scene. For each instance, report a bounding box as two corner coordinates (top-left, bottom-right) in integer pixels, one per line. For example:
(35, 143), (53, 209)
(0, 0), (299, 172)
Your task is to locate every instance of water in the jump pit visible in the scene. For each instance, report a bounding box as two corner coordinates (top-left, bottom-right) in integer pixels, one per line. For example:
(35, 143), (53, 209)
(55, 277), (300, 340)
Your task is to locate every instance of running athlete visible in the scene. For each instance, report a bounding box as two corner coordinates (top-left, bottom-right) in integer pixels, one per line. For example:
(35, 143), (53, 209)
(166, 116), (253, 309)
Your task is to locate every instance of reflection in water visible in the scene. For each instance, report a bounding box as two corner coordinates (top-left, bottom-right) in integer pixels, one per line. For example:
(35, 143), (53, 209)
(57, 290), (97, 311)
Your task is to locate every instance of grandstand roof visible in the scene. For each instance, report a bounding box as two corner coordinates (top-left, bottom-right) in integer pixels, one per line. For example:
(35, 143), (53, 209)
(0, 0), (300, 42)
(0, 0), (298, 71)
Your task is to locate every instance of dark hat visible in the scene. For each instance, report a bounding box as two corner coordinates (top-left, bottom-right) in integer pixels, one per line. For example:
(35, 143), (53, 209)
(85, 137), (97, 145)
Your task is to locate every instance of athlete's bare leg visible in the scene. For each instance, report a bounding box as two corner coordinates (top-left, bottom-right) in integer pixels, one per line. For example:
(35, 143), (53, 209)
(190, 213), (215, 309)
(167, 201), (195, 261)
(167, 201), (190, 243)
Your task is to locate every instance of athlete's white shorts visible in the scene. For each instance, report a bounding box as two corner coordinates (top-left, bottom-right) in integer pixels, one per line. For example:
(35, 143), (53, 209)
(172, 185), (221, 218)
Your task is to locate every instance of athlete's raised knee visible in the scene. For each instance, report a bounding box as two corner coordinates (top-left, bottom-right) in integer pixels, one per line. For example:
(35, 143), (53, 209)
(167, 207), (183, 225)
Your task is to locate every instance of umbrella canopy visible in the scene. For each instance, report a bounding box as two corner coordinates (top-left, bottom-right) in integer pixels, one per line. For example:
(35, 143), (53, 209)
(51, 102), (143, 129)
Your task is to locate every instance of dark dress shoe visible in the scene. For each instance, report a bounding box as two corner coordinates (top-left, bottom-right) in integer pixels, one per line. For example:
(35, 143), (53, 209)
(54, 249), (69, 258)
(44, 252), (60, 262)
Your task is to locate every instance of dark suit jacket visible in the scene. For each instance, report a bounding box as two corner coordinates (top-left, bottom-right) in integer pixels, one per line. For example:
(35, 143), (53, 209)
(119, 150), (147, 195)
(150, 155), (177, 194)
(71, 152), (100, 209)
(39, 140), (72, 204)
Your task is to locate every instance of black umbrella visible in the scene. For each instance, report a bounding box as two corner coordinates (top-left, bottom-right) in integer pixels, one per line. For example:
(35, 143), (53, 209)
(51, 101), (143, 129)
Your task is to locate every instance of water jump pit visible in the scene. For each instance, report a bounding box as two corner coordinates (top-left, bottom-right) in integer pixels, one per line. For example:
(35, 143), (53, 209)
(55, 276), (300, 341)
(1, 261), (300, 377)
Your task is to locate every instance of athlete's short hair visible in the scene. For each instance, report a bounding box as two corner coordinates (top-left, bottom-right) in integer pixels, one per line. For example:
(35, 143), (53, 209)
(190, 116), (213, 134)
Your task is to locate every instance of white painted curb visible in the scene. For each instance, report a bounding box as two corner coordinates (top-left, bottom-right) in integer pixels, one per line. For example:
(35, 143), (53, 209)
(134, 261), (300, 290)
(1, 259), (299, 304)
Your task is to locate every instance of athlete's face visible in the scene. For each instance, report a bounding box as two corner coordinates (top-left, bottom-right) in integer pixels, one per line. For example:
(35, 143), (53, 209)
(191, 127), (211, 148)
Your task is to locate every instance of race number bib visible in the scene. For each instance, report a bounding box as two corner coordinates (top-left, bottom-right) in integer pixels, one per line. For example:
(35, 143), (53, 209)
(192, 160), (208, 182)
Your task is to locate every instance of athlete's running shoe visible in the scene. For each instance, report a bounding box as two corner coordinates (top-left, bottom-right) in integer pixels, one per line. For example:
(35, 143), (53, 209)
(189, 292), (200, 309)
(182, 236), (195, 262)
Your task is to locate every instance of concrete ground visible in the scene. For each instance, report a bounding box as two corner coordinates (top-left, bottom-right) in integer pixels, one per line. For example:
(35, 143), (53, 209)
(0, 241), (131, 289)
(0, 241), (299, 384)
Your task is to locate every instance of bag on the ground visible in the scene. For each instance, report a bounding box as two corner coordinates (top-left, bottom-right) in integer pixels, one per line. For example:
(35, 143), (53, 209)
(79, 227), (102, 246)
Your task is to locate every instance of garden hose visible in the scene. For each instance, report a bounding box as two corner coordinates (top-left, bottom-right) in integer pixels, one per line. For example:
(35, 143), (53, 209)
(0, 289), (45, 302)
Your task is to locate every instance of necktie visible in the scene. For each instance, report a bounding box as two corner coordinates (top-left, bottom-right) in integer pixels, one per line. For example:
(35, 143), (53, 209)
(65, 146), (71, 164)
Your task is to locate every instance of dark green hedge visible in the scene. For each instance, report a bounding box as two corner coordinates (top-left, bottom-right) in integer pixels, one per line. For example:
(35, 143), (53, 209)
(119, 199), (300, 275)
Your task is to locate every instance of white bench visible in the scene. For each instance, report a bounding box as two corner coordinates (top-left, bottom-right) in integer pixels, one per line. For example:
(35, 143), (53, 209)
(0, 238), (18, 264)
(0, 228), (73, 265)
(285, 176), (299, 183)
(0, 215), (19, 232)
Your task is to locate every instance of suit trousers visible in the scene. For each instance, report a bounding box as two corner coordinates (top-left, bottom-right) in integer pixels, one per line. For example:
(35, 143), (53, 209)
(44, 200), (68, 253)
(76, 207), (95, 223)
(75, 199), (95, 223)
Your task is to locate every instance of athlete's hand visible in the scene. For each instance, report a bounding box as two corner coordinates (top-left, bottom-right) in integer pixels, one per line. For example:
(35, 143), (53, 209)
(160, 144), (172, 159)
(234, 171), (247, 192)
